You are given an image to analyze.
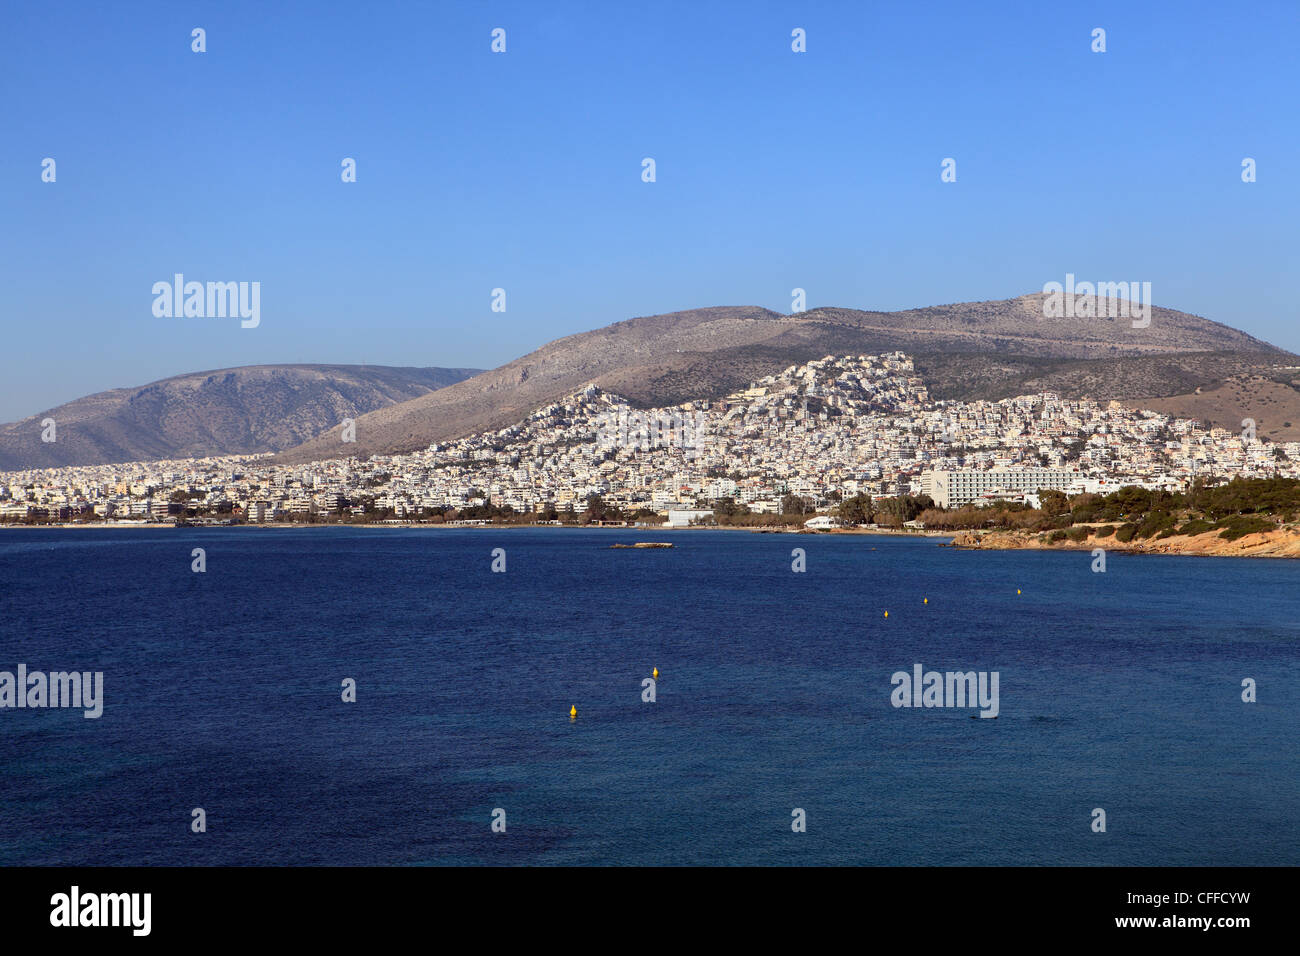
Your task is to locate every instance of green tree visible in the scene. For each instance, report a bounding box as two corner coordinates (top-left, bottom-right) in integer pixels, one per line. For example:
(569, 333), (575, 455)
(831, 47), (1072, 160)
(837, 494), (874, 525)
(781, 494), (814, 515)
(1037, 488), (1069, 516)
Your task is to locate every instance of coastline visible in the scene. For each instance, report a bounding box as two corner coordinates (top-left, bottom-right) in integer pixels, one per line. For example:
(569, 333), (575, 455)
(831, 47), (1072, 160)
(0, 520), (950, 539)
(11, 521), (1294, 558)
(948, 526), (1300, 559)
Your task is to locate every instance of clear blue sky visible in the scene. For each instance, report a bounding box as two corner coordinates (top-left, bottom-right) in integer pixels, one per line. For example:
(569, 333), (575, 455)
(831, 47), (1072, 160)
(2, 0), (1297, 421)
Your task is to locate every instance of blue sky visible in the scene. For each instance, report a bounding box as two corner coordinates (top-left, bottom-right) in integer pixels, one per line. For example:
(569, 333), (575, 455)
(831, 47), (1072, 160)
(2, 0), (1297, 421)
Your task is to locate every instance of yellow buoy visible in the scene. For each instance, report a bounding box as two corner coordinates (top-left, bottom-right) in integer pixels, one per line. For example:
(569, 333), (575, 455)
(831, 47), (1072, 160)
(923, 598), (928, 604)
(652, 667), (659, 680)
(570, 705), (577, 719)
(884, 610), (889, 618)
(1017, 589), (1021, 595)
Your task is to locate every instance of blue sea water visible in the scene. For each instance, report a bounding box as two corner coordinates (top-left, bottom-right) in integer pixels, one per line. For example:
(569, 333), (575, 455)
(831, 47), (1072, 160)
(0, 527), (1296, 866)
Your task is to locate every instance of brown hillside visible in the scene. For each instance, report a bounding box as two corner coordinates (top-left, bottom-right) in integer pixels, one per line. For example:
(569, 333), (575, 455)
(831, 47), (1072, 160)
(274, 294), (1288, 465)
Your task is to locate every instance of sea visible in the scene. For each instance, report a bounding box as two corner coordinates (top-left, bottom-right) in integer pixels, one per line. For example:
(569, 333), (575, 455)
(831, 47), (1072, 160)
(0, 527), (1296, 866)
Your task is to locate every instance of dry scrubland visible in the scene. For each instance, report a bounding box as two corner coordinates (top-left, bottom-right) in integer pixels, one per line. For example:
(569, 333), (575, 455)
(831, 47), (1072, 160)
(945, 477), (1300, 558)
(951, 525), (1300, 558)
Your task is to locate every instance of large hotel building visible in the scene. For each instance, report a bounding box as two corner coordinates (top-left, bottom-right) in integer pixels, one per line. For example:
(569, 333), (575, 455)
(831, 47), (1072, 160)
(921, 468), (1077, 509)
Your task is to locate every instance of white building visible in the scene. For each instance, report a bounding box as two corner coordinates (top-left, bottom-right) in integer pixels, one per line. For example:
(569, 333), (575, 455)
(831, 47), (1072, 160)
(666, 509), (713, 527)
(923, 468), (1076, 509)
(804, 515), (842, 530)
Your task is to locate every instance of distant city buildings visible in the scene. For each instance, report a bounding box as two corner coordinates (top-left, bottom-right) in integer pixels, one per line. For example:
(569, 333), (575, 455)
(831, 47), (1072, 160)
(2, 351), (1296, 524)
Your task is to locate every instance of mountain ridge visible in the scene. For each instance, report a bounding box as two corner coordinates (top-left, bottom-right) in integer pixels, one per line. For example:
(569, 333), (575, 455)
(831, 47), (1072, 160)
(272, 293), (1291, 464)
(0, 364), (481, 470)
(2, 293), (1291, 472)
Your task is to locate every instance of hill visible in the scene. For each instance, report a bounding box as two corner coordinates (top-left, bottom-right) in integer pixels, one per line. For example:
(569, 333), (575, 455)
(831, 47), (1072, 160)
(0, 365), (480, 470)
(1128, 372), (1300, 443)
(274, 294), (1289, 464)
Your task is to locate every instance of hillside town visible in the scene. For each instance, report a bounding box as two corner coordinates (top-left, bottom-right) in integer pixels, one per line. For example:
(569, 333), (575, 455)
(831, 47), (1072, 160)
(2, 353), (1296, 525)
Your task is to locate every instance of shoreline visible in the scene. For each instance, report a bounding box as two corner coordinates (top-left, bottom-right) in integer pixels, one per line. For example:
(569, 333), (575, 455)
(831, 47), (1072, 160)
(948, 527), (1300, 559)
(6, 519), (1298, 559)
(0, 520), (950, 539)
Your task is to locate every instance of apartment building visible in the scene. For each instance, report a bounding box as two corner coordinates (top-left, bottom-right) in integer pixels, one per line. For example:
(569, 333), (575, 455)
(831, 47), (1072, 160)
(923, 467), (1077, 509)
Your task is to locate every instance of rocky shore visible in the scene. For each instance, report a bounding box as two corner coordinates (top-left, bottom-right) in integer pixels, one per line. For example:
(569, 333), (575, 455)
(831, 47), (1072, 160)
(948, 526), (1300, 558)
